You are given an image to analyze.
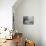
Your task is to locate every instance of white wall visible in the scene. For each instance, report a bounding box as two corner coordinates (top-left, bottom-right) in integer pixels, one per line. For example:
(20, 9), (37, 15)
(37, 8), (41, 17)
(13, 0), (41, 46)
(0, 0), (16, 30)
(41, 0), (46, 46)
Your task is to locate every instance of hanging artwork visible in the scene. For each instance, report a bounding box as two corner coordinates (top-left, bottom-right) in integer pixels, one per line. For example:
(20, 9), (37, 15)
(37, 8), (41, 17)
(23, 16), (34, 25)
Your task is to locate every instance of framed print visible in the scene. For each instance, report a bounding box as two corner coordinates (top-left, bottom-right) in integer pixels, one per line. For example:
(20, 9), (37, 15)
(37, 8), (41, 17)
(23, 16), (34, 25)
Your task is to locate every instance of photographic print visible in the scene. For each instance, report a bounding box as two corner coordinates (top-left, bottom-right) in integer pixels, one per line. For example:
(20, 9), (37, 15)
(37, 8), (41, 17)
(23, 16), (34, 25)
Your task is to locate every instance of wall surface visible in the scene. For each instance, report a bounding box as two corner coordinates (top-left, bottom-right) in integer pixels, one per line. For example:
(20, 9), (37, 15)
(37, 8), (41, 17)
(0, 0), (16, 30)
(13, 0), (41, 46)
(41, 0), (46, 46)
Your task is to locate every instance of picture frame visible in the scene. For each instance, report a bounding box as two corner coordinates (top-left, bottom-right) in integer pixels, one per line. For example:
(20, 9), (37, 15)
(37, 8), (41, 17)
(23, 16), (34, 25)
